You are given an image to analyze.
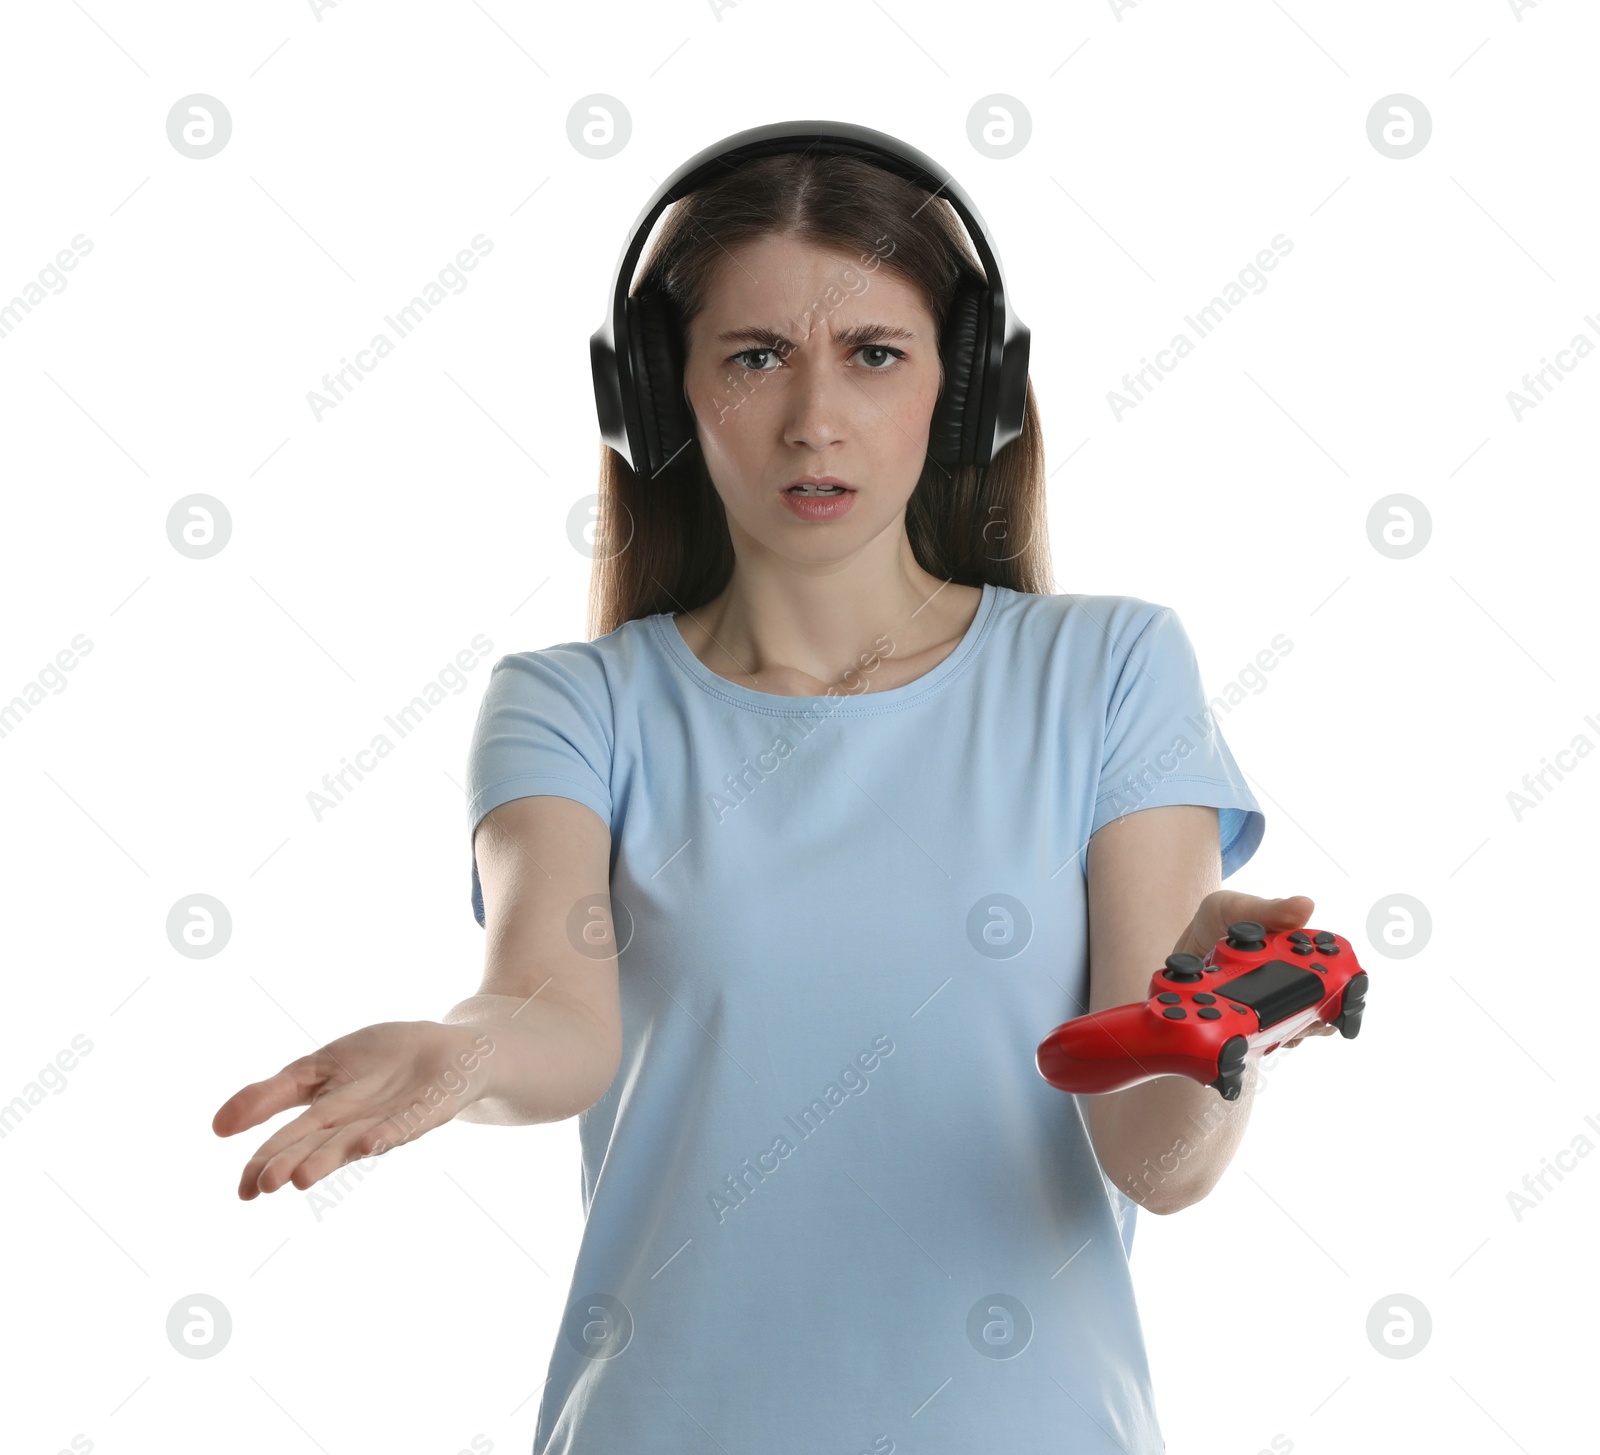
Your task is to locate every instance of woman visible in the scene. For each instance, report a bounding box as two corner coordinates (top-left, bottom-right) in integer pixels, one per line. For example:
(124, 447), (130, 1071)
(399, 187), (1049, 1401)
(215, 135), (1332, 1454)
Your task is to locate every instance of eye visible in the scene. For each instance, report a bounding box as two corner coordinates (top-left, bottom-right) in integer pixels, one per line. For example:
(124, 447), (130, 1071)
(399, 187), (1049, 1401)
(852, 344), (905, 372)
(728, 343), (907, 373)
(729, 346), (785, 372)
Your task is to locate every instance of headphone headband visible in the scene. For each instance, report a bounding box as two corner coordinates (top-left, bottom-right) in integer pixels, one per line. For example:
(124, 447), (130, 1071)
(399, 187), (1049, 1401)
(590, 119), (1030, 477)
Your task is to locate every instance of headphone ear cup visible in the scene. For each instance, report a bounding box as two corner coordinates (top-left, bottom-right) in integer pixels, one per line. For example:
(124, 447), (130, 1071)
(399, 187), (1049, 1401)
(628, 287), (697, 477)
(927, 275), (988, 467)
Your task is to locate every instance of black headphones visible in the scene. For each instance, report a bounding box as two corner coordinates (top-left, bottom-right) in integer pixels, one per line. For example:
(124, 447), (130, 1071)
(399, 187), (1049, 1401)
(590, 119), (1031, 480)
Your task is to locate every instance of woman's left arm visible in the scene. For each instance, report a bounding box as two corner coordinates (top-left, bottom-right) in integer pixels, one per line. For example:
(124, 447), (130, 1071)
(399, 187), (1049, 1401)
(1080, 803), (1334, 1215)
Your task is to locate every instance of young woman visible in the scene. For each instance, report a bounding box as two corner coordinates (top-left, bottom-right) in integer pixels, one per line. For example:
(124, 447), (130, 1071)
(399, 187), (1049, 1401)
(215, 136), (1332, 1454)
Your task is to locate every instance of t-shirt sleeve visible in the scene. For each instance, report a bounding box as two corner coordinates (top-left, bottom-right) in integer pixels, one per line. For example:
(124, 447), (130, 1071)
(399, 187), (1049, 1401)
(1090, 605), (1265, 879)
(465, 650), (614, 927)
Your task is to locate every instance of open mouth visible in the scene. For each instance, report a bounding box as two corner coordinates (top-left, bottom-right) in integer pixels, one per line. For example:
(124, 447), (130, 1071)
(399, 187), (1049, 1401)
(780, 478), (857, 519)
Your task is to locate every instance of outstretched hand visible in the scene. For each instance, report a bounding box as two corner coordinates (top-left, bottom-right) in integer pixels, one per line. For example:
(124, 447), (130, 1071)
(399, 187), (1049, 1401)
(1171, 891), (1338, 1051)
(211, 1020), (493, 1200)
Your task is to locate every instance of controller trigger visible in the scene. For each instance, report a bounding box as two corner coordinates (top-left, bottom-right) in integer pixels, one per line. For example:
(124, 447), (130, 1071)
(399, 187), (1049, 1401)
(1335, 972), (1368, 1039)
(1208, 1035), (1249, 1100)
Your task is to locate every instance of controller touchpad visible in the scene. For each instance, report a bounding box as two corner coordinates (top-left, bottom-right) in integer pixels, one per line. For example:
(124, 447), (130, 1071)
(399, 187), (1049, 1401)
(1216, 959), (1327, 1028)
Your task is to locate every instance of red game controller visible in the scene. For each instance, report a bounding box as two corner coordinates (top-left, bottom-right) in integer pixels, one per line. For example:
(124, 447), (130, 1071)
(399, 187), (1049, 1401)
(1036, 920), (1369, 1101)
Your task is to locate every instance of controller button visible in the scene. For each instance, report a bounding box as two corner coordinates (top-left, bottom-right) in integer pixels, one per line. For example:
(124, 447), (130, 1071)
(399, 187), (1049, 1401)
(1225, 920), (1267, 951)
(1197, 1007), (1222, 1020)
(1319, 944), (1340, 955)
(1157, 992), (1181, 1004)
(1162, 1007), (1187, 1019)
(1193, 992), (1216, 1004)
(1290, 943), (1314, 955)
(1228, 1003), (1248, 1013)
(1288, 931), (1311, 944)
(1310, 962), (1327, 974)
(1312, 931), (1336, 945)
(1163, 953), (1205, 983)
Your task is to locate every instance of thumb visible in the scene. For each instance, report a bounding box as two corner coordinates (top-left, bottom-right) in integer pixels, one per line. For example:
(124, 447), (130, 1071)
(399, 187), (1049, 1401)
(1260, 894), (1314, 926)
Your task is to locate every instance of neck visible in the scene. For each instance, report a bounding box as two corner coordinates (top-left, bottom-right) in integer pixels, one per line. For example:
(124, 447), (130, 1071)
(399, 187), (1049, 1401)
(681, 538), (968, 691)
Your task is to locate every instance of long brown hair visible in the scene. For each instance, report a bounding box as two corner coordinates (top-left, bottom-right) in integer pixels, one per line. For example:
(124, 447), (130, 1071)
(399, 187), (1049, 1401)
(586, 151), (1054, 641)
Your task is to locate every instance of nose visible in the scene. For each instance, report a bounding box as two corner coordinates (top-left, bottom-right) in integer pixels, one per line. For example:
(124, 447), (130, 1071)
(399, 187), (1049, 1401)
(780, 353), (848, 453)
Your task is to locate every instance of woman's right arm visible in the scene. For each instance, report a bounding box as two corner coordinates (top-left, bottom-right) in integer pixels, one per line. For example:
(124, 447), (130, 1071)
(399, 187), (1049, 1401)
(444, 793), (622, 1125)
(212, 794), (621, 1197)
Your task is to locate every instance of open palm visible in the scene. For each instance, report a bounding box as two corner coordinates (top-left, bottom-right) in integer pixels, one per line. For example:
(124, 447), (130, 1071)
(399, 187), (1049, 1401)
(212, 1019), (491, 1200)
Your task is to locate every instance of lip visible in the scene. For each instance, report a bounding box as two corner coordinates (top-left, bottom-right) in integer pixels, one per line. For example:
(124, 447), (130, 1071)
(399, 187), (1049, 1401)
(782, 476), (855, 492)
(780, 477), (857, 521)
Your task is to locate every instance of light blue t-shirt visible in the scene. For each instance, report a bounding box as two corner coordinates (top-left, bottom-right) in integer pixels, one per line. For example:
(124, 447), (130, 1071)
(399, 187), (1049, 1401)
(465, 583), (1264, 1455)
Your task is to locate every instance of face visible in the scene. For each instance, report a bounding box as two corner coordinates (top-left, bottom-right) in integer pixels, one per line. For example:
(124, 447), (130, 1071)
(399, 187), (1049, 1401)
(680, 231), (943, 560)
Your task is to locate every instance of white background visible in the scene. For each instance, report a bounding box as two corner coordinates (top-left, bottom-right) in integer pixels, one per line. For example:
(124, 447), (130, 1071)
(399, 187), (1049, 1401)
(1, 2), (1593, 1453)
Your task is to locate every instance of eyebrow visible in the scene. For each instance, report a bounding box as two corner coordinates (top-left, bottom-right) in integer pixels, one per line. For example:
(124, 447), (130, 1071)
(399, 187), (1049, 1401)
(714, 322), (917, 349)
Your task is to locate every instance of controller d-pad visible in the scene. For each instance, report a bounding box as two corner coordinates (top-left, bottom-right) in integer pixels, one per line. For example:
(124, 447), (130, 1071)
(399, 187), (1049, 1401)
(1290, 943), (1314, 955)
(1288, 931), (1311, 945)
(1193, 992), (1216, 1004)
(1157, 992), (1181, 1004)
(1197, 1007), (1221, 1019)
(1313, 931), (1336, 946)
(1162, 1007), (1186, 1019)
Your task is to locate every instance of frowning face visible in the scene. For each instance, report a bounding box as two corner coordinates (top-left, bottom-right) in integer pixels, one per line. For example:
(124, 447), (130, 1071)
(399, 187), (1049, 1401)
(681, 231), (943, 565)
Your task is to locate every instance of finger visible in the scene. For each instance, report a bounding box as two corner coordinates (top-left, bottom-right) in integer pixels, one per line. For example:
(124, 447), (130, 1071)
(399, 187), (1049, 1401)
(240, 1117), (339, 1199)
(251, 1099), (442, 1198)
(1174, 891), (1316, 958)
(237, 1086), (379, 1198)
(213, 1055), (339, 1138)
(1284, 1022), (1340, 1049)
(287, 1118), (404, 1193)
(1255, 894), (1315, 928)
(231, 1081), (381, 1197)
(249, 1106), (390, 1198)
(255, 1114), (394, 1196)
(1206, 889), (1289, 924)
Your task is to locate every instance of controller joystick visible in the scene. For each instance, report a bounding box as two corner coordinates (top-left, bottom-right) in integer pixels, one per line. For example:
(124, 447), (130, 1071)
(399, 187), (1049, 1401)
(1036, 924), (1370, 1101)
(1162, 953), (1205, 983)
(1225, 920), (1267, 951)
